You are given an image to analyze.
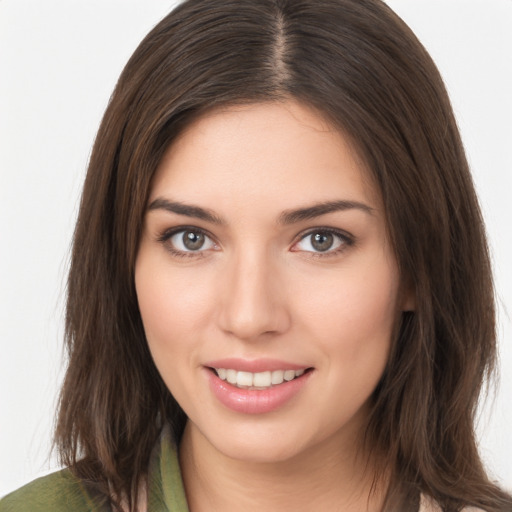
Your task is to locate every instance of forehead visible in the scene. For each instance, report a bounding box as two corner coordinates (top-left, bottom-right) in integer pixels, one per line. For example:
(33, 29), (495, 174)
(150, 100), (380, 212)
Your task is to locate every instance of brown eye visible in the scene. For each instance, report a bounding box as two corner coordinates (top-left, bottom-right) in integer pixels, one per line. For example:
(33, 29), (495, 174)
(182, 231), (205, 250)
(167, 229), (216, 253)
(311, 232), (334, 252)
(293, 229), (351, 255)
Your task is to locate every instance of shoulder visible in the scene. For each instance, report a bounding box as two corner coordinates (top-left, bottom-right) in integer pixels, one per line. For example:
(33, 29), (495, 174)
(0, 469), (109, 512)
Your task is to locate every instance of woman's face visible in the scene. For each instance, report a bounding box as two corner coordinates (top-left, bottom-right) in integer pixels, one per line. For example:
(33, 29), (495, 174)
(135, 100), (411, 463)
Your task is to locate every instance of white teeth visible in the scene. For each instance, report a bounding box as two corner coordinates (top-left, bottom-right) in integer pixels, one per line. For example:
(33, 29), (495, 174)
(226, 369), (237, 384)
(283, 370), (296, 381)
(271, 370), (284, 385)
(253, 371), (272, 387)
(237, 371), (253, 387)
(214, 368), (307, 389)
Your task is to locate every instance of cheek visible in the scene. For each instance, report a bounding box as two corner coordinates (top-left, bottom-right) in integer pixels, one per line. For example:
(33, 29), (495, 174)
(135, 257), (212, 345)
(292, 256), (400, 363)
(293, 260), (399, 423)
(134, 252), (216, 402)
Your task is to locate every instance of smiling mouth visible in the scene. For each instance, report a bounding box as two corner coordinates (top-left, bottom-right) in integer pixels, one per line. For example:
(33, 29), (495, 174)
(210, 368), (312, 390)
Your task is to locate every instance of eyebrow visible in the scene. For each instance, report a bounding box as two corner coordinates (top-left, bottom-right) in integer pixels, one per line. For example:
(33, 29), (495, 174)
(278, 200), (374, 224)
(147, 197), (374, 225)
(148, 198), (226, 225)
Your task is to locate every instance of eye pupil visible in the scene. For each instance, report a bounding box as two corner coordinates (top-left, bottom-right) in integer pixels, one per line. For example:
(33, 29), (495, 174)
(183, 231), (205, 250)
(311, 232), (334, 252)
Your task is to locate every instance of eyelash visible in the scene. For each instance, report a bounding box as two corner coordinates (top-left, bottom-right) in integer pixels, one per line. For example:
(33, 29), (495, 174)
(292, 228), (355, 258)
(157, 226), (217, 259)
(156, 226), (355, 259)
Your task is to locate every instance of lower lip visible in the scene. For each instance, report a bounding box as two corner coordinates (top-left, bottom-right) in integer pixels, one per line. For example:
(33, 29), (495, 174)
(205, 369), (312, 414)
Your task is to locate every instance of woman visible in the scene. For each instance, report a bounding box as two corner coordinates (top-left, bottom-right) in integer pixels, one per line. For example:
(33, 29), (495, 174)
(1, 0), (511, 510)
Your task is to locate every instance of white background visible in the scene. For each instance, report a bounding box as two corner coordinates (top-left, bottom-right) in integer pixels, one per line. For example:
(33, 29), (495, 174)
(1, 0), (511, 498)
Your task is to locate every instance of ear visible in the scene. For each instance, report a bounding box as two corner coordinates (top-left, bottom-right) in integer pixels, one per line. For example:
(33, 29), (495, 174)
(400, 280), (416, 312)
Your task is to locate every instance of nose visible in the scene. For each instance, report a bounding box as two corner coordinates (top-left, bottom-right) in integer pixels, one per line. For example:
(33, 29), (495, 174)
(217, 250), (291, 341)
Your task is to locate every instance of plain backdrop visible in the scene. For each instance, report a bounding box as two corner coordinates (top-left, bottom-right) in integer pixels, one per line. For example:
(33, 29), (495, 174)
(1, 0), (511, 498)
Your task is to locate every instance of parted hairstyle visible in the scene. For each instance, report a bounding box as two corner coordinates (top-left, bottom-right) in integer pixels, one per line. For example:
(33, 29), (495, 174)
(55, 0), (512, 510)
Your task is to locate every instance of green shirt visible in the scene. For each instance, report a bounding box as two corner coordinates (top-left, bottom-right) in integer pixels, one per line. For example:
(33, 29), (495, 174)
(1, 430), (486, 512)
(0, 426), (189, 511)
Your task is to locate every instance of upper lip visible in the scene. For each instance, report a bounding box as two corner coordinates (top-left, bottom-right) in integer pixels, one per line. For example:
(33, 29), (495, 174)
(204, 358), (311, 373)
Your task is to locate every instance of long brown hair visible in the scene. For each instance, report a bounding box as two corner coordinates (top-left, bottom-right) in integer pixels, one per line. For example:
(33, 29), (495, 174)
(55, 0), (512, 510)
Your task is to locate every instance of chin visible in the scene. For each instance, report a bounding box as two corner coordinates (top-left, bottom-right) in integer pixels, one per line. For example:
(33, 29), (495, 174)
(218, 436), (308, 465)
(189, 417), (311, 464)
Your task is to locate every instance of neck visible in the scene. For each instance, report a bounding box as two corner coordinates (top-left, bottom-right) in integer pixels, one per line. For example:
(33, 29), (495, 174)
(179, 421), (389, 512)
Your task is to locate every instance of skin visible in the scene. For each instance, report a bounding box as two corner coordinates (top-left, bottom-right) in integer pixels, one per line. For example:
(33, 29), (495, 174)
(135, 100), (414, 511)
